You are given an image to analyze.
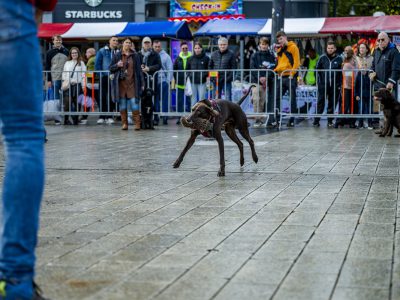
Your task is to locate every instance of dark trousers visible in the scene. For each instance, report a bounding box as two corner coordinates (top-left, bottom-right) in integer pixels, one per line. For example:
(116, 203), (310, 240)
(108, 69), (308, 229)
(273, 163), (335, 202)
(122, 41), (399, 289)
(336, 88), (357, 126)
(99, 76), (115, 119)
(276, 76), (297, 122)
(177, 88), (191, 113)
(315, 84), (339, 123)
(155, 81), (169, 121)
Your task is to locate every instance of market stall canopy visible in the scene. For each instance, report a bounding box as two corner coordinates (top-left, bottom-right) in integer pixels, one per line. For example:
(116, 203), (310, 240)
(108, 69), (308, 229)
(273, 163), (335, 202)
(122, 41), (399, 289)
(38, 21), (192, 40)
(38, 23), (73, 39)
(118, 21), (192, 39)
(319, 15), (400, 34)
(195, 18), (267, 36)
(258, 18), (326, 37)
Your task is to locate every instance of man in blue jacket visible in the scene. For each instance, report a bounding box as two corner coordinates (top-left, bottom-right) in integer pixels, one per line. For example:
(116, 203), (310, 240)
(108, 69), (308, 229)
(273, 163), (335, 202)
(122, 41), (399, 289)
(95, 36), (120, 125)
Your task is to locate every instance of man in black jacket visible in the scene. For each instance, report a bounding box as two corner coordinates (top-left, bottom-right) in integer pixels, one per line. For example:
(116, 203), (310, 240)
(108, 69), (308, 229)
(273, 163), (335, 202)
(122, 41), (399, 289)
(250, 37), (276, 127)
(45, 35), (68, 124)
(139, 36), (162, 89)
(370, 32), (400, 94)
(209, 37), (237, 100)
(313, 41), (343, 127)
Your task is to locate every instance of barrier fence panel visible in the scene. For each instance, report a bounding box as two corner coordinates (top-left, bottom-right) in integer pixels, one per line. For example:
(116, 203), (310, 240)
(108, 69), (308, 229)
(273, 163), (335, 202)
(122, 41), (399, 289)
(151, 69), (278, 121)
(278, 68), (379, 127)
(43, 68), (392, 127)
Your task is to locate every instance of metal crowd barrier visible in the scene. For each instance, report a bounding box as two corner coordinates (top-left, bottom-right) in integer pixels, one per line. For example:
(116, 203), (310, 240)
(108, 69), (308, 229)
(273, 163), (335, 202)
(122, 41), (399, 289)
(43, 68), (386, 125)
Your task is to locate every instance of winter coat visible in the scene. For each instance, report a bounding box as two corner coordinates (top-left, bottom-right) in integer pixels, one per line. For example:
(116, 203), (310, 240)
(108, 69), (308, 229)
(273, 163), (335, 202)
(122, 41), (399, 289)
(95, 45), (120, 77)
(187, 52), (210, 84)
(274, 41), (300, 77)
(158, 50), (173, 83)
(62, 60), (86, 88)
(371, 42), (400, 88)
(209, 49), (237, 83)
(315, 53), (343, 88)
(45, 46), (69, 81)
(173, 51), (192, 88)
(110, 51), (144, 102)
(250, 50), (276, 83)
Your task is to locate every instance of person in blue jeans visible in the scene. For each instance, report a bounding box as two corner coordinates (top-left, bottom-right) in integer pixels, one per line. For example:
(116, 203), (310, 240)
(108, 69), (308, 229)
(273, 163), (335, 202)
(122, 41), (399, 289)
(0, 0), (55, 299)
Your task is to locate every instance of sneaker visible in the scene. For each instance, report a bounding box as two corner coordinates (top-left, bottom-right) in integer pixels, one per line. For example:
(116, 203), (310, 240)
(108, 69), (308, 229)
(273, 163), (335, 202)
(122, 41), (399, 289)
(128, 117), (133, 125)
(312, 121), (320, 127)
(79, 119), (88, 125)
(327, 122), (334, 128)
(286, 122), (294, 128)
(97, 118), (105, 124)
(367, 126), (374, 130)
(253, 121), (261, 128)
(54, 120), (61, 126)
(106, 118), (114, 125)
(259, 122), (267, 128)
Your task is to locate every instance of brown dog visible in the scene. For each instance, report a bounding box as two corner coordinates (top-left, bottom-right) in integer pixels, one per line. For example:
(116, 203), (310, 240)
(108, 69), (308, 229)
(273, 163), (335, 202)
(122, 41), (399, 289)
(173, 86), (258, 176)
(373, 88), (400, 137)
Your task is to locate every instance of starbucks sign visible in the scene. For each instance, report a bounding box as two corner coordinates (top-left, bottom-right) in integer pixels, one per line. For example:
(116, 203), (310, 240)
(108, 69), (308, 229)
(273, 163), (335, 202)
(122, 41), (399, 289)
(52, 0), (134, 22)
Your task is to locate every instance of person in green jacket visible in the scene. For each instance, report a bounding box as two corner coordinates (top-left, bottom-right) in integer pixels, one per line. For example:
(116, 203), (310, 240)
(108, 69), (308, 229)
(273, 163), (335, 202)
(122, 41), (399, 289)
(302, 48), (319, 86)
(173, 42), (192, 123)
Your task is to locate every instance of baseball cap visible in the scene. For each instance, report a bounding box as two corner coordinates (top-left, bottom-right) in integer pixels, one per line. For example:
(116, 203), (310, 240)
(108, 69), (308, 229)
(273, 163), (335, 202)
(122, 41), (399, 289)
(142, 37), (152, 44)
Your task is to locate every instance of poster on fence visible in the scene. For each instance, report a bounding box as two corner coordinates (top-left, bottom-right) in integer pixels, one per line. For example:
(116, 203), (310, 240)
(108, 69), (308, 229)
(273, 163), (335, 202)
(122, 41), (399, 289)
(170, 0), (242, 17)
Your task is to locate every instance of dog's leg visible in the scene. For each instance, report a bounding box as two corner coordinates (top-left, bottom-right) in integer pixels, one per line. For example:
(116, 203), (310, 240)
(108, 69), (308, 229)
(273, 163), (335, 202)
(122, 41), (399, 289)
(214, 129), (225, 177)
(239, 128), (258, 164)
(173, 130), (200, 168)
(388, 124), (393, 136)
(225, 125), (244, 166)
(380, 119), (390, 137)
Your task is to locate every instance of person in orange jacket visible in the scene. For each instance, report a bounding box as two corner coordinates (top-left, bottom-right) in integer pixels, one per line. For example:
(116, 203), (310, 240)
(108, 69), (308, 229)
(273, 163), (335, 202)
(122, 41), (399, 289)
(274, 31), (300, 127)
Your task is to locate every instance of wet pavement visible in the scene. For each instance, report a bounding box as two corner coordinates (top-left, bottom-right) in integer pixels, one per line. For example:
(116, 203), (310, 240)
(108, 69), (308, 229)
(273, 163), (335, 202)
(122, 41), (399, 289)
(31, 119), (400, 299)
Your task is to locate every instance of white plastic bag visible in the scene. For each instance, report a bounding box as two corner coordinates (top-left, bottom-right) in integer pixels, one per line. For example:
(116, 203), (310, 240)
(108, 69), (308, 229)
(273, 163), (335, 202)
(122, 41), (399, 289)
(185, 77), (193, 97)
(43, 99), (61, 122)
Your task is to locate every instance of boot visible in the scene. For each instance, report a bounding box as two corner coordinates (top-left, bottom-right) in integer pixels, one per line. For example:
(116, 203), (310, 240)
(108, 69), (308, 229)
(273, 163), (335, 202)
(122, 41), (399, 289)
(120, 110), (128, 130)
(133, 110), (141, 131)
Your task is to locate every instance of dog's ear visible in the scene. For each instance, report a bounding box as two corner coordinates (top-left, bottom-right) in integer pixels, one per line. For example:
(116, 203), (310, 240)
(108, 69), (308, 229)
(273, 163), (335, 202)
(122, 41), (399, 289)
(204, 105), (220, 117)
(199, 99), (212, 107)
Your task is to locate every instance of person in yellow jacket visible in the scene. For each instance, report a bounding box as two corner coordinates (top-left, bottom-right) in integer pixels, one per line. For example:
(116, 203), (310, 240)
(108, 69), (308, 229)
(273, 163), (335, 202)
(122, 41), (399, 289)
(274, 31), (300, 127)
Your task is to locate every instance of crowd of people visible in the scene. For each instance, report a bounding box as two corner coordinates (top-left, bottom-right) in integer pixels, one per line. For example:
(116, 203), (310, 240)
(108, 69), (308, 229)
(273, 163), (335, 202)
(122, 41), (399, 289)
(44, 31), (400, 130)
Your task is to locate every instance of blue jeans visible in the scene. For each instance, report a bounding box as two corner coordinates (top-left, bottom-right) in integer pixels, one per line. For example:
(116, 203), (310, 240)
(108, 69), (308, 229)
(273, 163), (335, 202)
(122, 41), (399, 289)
(0, 1), (45, 299)
(213, 81), (232, 100)
(53, 80), (62, 101)
(155, 81), (169, 120)
(191, 83), (206, 106)
(177, 88), (191, 113)
(118, 98), (139, 111)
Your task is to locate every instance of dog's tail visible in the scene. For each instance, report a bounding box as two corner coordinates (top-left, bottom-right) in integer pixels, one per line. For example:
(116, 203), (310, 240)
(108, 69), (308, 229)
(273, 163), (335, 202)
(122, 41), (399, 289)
(237, 84), (256, 106)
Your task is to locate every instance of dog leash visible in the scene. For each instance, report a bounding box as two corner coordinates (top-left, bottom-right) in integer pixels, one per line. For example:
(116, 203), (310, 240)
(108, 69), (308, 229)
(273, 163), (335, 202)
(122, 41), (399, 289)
(374, 78), (394, 93)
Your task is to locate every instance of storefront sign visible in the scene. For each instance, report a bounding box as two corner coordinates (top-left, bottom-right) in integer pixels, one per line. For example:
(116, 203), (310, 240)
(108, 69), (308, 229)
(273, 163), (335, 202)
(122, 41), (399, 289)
(170, 0), (242, 17)
(53, 0), (133, 22)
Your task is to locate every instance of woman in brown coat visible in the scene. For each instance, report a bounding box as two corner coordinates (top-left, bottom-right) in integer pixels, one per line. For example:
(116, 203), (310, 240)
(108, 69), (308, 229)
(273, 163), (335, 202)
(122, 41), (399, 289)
(110, 38), (144, 130)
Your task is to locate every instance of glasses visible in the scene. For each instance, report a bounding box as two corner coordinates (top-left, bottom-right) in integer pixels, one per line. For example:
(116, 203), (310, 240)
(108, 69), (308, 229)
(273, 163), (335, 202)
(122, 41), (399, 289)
(377, 39), (386, 42)
(71, 52), (78, 54)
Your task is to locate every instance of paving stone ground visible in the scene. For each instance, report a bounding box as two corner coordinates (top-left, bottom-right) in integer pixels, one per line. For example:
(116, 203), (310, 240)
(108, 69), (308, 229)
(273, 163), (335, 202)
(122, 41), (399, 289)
(25, 119), (400, 299)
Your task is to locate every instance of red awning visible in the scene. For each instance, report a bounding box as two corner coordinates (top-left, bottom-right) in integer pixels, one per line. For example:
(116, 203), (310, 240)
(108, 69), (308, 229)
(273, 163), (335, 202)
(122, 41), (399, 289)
(319, 15), (400, 34)
(38, 23), (73, 39)
(168, 14), (245, 23)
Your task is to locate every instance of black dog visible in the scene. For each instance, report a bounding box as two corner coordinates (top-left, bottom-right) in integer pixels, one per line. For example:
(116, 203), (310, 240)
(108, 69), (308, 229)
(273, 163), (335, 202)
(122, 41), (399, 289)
(173, 86), (258, 176)
(374, 88), (400, 137)
(141, 87), (154, 130)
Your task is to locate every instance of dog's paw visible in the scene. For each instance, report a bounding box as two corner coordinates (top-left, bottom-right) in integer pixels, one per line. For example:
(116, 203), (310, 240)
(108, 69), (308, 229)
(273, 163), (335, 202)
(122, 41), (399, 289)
(240, 157), (244, 167)
(379, 134), (385, 137)
(217, 170), (225, 177)
(253, 155), (258, 164)
(394, 134), (400, 138)
(173, 161), (181, 168)
(375, 130), (382, 135)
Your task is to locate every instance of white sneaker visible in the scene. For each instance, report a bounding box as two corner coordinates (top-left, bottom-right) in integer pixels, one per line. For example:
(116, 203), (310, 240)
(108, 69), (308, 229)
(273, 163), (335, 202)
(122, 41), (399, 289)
(259, 122), (267, 128)
(106, 118), (114, 125)
(253, 121), (261, 128)
(79, 119), (88, 125)
(128, 117), (133, 125)
(97, 118), (105, 124)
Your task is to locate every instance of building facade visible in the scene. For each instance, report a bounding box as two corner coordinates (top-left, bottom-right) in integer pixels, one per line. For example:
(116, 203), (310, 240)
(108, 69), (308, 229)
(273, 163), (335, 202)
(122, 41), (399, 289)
(50, 0), (329, 23)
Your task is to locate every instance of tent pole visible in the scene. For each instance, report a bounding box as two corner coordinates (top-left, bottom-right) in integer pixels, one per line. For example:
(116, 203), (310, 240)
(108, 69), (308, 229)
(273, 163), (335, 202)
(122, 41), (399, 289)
(240, 38), (244, 81)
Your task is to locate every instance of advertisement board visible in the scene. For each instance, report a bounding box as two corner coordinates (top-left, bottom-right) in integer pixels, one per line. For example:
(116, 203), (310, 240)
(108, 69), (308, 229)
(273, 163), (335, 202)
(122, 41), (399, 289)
(170, 0), (242, 18)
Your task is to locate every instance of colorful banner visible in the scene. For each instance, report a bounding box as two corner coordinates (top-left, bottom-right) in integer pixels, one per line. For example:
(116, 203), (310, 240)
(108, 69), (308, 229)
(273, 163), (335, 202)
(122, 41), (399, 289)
(170, 0), (242, 17)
